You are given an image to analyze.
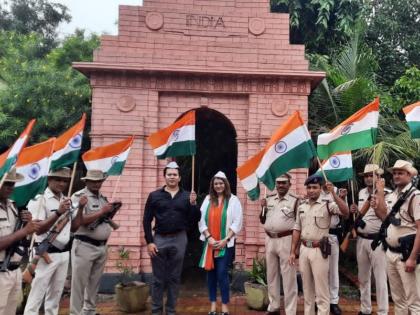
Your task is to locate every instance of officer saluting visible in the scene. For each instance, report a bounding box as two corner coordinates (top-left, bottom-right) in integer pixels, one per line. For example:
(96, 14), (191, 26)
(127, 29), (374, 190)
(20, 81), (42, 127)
(260, 173), (299, 315)
(0, 168), (41, 315)
(289, 175), (349, 315)
(373, 160), (420, 314)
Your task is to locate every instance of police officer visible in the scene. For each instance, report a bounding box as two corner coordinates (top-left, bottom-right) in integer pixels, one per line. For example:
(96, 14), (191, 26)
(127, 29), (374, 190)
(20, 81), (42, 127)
(351, 164), (388, 315)
(260, 173), (299, 315)
(24, 167), (85, 315)
(373, 160), (420, 314)
(0, 168), (40, 315)
(289, 175), (349, 315)
(320, 182), (347, 315)
(70, 170), (115, 315)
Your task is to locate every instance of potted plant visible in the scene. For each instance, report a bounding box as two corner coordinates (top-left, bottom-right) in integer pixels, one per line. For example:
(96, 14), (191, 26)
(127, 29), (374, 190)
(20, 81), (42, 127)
(244, 256), (269, 310)
(114, 247), (149, 313)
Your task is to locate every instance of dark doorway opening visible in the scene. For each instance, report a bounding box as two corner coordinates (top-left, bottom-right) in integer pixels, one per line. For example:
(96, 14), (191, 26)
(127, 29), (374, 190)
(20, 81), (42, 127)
(175, 106), (238, 291)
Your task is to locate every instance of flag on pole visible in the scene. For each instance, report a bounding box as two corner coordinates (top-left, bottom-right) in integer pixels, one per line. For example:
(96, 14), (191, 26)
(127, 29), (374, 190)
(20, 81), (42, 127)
(237, 150), (265, 201)
(50, 113), (86, 171)
(82, 136), (134, 176)
(403, 101), (420, 139)
(147, 111), (196, 159)
(315, 152), (353, 183)
(12, 138), (56, 207)
(317, 98), (380, 159)
(256, 111), (316, 190)
(0, 119), (36, 178)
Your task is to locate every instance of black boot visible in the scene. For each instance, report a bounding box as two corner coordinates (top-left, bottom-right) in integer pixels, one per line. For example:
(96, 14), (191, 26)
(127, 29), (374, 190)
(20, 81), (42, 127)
(330, 304), (342, 315)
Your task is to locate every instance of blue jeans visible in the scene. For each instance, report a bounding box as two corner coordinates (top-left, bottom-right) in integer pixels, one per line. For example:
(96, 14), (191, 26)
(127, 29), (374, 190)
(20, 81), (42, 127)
(207, 247), (233, 304)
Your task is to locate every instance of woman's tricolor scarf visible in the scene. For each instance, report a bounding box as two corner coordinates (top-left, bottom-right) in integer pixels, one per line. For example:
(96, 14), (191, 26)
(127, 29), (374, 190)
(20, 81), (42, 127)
(199, 198), (228, 270)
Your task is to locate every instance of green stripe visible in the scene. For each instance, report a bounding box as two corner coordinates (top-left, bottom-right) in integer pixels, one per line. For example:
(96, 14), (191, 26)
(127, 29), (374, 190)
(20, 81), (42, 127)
(247, 185), (260, 201)
(216, 199), (228, 259)
(11, 177), (47, 207)
(259, 140), (316, 190)
(0, 157), (16, 178)
(317, 128), (377, 160)
(315, 167), (353, 183)
(157, 140), (196, 159)
(107, 160), (126, 176)
(50, 150), (80, 171)
(407, 122), (420, 139)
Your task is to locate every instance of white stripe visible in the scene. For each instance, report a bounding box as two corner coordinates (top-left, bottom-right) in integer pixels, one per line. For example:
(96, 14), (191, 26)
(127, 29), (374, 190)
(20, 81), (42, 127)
(52, 132), (83, 161)
(153, 125), (195, 156)
(318, 111), (379, 145)
(406, 107), (420, 122)
(84, 147), (130, 172)
(8, 135), (27, 159)
(256, 125), (311, 177)
(15, 157), (49, 187)
(240, 173), (259, 192)
(322, 153), (352, 171)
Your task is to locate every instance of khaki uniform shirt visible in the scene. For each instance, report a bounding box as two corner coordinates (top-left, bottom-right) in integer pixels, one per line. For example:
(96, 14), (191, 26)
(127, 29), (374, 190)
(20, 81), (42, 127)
(28, 187), (74, 250)
(294, 196), (342, 241)
(357, 187), (382, 234)
(0, 200), (20, 262)
(320, 189), (340, 228)
(385, 183), (420, 247)
(264, 192), (298, 233)
(72, 187), (111, 241)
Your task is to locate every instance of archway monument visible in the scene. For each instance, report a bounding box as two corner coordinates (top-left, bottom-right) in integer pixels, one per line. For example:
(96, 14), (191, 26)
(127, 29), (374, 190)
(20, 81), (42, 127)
(73, 0), (325, 276)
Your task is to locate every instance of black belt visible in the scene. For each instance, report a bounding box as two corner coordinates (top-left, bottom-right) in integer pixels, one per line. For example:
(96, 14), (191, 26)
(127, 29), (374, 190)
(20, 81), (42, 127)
(34, 243), (68, 253)
(75, 235), (107, 246)
(0, 263), (20, 271)
(157, 230), (183, 237)
(329, 228), (341, 236)
(357, 232), (379, 240)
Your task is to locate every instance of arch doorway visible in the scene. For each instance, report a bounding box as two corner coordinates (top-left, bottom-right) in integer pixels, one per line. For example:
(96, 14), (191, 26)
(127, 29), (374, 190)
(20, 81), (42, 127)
(175, 106), (238, 290)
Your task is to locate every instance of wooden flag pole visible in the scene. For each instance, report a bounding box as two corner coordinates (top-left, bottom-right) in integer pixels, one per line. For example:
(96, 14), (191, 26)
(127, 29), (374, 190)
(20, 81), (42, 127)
(262, 185), (267, 217)
(111, 175), (121, 202)
(191, 155), (195, 192)
(316, 156), (328, 183)
(0, 172), (9, 190)
(67, 161), (78, 198)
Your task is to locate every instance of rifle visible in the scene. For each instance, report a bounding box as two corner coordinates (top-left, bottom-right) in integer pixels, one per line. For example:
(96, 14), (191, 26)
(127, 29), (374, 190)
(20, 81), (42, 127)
(22, 210), (71, 284)
(87, 201), (122, 231)
(371, 178), (418, 252)
(0, 209), (28, 272)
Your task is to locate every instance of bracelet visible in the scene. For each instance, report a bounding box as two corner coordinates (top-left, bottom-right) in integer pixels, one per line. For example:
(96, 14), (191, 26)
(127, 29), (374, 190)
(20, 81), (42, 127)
(205, 234), (211, 240)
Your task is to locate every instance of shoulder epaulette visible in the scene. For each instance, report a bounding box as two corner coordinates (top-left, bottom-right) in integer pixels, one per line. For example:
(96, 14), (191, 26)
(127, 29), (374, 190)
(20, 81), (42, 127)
(32, 194), (42, 201)
(266, 193), (277, 198)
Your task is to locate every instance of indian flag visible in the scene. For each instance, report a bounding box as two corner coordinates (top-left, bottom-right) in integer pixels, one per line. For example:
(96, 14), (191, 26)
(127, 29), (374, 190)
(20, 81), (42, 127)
(147, 110), (195, 159)
(317, 98), (379, 159)
(82, 136), (134, 176)
(315, 152), (353, 183)
(12, 138), (56, 207)
(0, 119), (36, 179)
(50, 113), (86, 171)
(256, 111), (316, 190)
(403, 102), (420, 139)
(237, 150), (264, 201)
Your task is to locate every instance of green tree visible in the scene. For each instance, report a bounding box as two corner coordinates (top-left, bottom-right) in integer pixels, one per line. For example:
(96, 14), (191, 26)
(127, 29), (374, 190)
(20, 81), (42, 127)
(271, 0), (365, 55)
(0, 31), (99, 149)
(391, 67), (420, 110)
(0, 0), (70, 53)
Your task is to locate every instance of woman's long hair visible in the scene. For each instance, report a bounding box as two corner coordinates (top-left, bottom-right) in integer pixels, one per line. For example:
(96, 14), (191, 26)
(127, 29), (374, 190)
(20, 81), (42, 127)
(209, 176), (232, 205)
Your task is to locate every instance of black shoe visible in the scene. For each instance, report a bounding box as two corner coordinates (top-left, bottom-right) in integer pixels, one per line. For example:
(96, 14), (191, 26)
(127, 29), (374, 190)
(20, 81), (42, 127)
(358, 312), (372, 315)
(208, 312), (217, 315)
(266, 311), (280, 315)
(330, 304), (342, 315)
(219, 313), (229, 315)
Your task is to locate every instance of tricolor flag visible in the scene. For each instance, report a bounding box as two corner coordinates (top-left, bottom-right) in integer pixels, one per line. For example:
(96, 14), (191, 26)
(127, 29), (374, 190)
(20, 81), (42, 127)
(256, 111), (316, 190)
(147, 111), (196, 159)
(0, 119), (36, 179)
(237, 150), (265, 200)
(315, 152), (353, 183)
(403, 101), (420, 139)
(12, 138), (56, 207)
(82, 136), (134, 176)
(317, 98), (379, 159)
(50, 114), (86, 171)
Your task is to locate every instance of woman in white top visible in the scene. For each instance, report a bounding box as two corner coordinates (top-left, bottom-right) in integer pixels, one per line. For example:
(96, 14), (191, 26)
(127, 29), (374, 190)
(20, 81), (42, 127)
(198, 171), (243, 315)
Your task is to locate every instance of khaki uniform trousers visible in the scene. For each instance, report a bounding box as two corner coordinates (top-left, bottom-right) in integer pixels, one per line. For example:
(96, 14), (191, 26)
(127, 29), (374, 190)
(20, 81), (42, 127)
(356, 237), (388, 315)
(265, 235), (297, 314)
(0, 268), (22, 315)
(299, 246), (330, 315)
(328, 235), (339, 305)
(70, 239), (107, 315)
(386, 250), (420, 315)
(24, 252), (69, 315)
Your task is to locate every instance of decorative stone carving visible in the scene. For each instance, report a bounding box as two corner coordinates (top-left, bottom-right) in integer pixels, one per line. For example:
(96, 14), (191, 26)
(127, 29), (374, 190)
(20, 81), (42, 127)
(271, 98), (289, 117)
(248, 18), (265, 36)
(117, 95), (136, 112)
(146, 12), (164, 31)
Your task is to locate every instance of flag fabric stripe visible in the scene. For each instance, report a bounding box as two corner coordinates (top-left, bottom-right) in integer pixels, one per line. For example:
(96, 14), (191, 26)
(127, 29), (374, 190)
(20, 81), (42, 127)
(315, 152), (353, 183)
(84, 147), (130, 173)
(403, 102), (420, 139)
(12, 177), (48, 207)
(83, 137), (133, 162)
(317, 98), (379, 159)
(152, 125), (195, 157)
(237, 150), (264, 201)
